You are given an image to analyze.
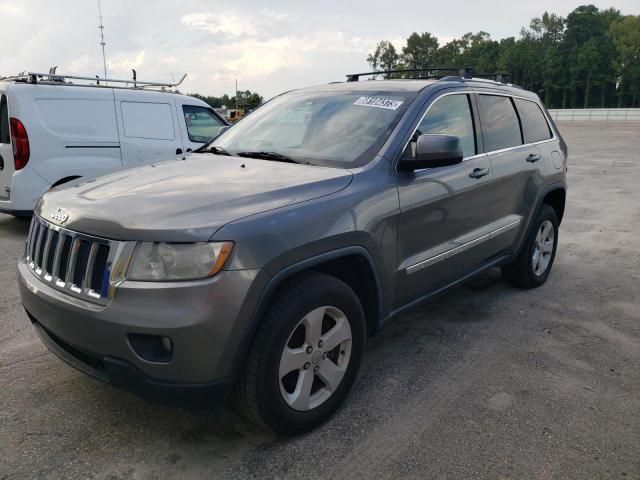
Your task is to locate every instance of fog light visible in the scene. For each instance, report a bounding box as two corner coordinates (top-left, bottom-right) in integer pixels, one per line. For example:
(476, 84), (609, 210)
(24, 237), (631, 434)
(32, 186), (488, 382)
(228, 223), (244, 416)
(161, 336), (172, 352)
(128, 333), (173, 363)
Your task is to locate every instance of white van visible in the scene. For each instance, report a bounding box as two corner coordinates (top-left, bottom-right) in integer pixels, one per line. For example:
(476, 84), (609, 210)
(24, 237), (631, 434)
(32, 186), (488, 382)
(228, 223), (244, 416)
(0, 72), (228, 216)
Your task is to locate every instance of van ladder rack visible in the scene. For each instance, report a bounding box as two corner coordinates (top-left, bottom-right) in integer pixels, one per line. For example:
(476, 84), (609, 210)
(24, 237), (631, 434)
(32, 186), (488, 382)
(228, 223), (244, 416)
(0, 71), (187, 89)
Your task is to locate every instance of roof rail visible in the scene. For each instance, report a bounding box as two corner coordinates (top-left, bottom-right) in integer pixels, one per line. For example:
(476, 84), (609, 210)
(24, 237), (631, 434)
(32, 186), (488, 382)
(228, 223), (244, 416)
(345, 67), (511, 84)
(346, 67), (472, 82)
(0, 70), (187, 90)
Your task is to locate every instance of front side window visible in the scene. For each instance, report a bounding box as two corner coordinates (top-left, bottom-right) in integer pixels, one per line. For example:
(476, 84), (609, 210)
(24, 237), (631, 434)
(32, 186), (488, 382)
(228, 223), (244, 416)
(0, 95), (9, 144)
(478, 95), (522, 152)
(407, 94), (476, 158)
(209, 90), (415, 168)
(514, 98), (552, 144)
(183, 105), (226, 143)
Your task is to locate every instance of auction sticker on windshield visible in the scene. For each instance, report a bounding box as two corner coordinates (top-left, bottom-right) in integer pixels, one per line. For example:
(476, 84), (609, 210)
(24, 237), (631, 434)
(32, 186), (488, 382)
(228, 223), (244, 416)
(353, 96), (404, 110)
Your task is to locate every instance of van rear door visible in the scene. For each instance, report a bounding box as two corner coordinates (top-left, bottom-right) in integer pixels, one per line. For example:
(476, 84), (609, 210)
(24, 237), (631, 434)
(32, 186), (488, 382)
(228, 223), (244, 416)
(0, 91), (13, 200)
(114, 90), (185, 167)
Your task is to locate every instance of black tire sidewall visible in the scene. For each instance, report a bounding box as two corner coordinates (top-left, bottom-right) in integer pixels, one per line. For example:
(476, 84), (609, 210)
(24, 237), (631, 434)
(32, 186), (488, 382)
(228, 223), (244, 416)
(255, 276), (366, 435)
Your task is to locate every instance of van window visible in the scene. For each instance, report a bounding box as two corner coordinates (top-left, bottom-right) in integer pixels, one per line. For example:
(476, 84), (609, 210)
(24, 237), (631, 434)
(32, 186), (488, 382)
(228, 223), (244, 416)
(0, 95), (10, 144)
(514, 98), (552, 143)
(121, 102), (175, 140)
(182, 105), (226, 143)
(478, 95), (522, 152)
(409, 94), (476, 158)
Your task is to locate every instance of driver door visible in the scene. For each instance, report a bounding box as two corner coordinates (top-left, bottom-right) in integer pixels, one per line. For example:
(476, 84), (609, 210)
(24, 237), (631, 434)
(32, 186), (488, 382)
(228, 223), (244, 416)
(394, 91), (496, 306)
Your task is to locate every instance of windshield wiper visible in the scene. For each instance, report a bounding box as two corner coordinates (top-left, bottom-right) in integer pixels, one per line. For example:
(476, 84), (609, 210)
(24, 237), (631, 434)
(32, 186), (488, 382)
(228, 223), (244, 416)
(207, 145), (232, 156)
(235, 151), (307, 164)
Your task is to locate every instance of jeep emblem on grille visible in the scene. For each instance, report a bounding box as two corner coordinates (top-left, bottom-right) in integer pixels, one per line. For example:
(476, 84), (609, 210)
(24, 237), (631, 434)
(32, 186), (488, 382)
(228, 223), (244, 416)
(51, 208), (68, 224)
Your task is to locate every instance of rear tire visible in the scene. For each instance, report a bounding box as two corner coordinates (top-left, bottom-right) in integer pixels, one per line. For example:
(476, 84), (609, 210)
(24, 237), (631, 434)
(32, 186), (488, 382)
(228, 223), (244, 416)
(236, 271), (365, 435)
(502, 204), (559, 289)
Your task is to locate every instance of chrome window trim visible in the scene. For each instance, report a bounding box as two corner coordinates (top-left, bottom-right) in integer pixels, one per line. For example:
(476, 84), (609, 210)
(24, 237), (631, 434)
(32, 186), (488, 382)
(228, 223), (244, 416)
(397, 90), (477, 171)
(398, 90), (558, 174)
(405, 218), (521, 275)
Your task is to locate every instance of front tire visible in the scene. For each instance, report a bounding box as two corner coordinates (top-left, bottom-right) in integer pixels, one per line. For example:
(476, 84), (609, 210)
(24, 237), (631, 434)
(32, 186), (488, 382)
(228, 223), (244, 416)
(236, 272), (366, 435)
(502, 204), (559, 288)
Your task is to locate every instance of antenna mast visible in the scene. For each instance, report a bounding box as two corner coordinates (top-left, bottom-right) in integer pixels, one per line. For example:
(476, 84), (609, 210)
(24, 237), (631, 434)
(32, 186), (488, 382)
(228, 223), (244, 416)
(98, 0), (107, 81)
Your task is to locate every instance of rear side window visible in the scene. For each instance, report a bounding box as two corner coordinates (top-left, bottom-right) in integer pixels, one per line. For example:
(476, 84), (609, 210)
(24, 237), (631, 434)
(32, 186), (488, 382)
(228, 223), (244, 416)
(121, 102), (175, 140)
(478, 95), (522, 152)
(0, 95), (9, 144)
(514, 98), (552, 143)
(182, 105), (226, 143)
(411, 94), (476, 158)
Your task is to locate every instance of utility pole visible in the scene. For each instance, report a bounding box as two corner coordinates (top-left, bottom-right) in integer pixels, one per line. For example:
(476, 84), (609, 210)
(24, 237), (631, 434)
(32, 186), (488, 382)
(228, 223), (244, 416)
(98, 0), (108, 82)
(235, 78), (239, 112)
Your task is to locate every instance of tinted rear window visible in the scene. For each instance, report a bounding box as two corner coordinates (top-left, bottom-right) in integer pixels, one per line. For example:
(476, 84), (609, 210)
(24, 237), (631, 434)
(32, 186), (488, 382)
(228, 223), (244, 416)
(478, 95), (522, 152)
(514, 98), (552, 143)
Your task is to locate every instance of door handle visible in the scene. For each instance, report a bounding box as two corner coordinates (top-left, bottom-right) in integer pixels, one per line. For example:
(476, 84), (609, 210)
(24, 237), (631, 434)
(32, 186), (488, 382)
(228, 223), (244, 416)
(186, 148), (192, 153)
(176, 148), (183, 155)
(526, 153), (541, 163)
(469, 167), (490, 179)
(0, 154), (4, 171)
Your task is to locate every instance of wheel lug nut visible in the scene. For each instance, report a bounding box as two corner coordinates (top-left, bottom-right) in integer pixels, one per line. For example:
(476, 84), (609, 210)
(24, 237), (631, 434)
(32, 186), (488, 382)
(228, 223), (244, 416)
(322, 352), (327, 359)
(318, 340), (323, 348)
(306, 346), (313, 354)
(303, 362), (311, 370)
(313, 365), (319, 373)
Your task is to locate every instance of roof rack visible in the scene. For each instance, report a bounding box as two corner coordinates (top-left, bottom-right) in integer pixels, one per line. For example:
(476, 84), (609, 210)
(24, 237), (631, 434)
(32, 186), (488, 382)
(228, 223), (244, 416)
(345, 67), (510, 84)
(0, 69), (187, 90)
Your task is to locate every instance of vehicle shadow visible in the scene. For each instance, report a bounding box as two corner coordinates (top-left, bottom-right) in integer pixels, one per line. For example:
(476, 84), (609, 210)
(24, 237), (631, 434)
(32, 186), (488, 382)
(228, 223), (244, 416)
(0, 213), (31, 237)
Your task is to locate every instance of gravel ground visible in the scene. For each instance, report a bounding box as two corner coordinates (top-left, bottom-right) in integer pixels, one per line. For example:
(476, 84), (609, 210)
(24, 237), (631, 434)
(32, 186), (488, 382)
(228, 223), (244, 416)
(1, 123), (639, 480)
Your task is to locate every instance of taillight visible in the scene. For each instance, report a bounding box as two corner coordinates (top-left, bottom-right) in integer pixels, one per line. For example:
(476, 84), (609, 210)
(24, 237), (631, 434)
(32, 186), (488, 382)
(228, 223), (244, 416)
(10, 117), (30, 170)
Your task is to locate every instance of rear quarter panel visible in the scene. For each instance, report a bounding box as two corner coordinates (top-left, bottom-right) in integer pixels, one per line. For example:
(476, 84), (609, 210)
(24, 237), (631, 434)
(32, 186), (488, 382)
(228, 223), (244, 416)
(9, 84), (123, 185)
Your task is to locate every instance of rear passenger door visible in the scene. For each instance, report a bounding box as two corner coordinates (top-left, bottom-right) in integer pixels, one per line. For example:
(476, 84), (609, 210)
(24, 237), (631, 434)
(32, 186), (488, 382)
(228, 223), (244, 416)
(114, 90), (185, 167)
(475, 93), (546, 252)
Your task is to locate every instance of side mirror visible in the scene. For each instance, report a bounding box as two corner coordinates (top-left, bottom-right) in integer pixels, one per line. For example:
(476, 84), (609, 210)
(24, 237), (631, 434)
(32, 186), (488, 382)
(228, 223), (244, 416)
(217, 125), (230, 136)
(398, 134), (463, 171)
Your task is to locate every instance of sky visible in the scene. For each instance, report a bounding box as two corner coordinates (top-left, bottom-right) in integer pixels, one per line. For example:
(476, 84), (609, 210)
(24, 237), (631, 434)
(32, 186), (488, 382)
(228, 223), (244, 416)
(1, 0), (638, 99)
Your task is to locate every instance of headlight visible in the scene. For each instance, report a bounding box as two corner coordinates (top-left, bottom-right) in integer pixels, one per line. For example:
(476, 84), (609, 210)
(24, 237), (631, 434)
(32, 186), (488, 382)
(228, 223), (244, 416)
(126, 242), (234, 281)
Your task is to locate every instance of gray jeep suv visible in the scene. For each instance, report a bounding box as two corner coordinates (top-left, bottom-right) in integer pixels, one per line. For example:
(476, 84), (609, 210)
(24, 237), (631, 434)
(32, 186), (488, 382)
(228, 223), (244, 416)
(18, 74), (567, 434)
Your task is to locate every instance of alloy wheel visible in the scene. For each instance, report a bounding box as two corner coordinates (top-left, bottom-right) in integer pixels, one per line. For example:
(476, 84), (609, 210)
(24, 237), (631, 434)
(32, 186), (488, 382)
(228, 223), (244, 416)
(532, 219), (555, 276)
(278, 306), (352, 411)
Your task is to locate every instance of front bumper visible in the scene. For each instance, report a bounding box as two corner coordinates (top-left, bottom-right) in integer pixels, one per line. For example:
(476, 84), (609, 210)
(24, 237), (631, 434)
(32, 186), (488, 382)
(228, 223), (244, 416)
(18, 258), (262, 391)
(28, 315), (231, 408)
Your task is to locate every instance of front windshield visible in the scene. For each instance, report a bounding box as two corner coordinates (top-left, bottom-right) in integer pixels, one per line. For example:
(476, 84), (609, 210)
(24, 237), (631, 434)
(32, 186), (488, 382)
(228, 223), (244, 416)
(207, 90), (415, 168)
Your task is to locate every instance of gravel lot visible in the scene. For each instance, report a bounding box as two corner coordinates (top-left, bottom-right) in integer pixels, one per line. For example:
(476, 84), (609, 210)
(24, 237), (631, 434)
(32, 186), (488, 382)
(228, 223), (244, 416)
(1, 123), (639, 480)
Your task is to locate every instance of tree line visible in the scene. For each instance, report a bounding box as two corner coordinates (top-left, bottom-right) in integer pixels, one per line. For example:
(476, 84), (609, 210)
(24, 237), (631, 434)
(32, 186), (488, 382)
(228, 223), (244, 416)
(366, 5), (640, 108)
(189, 90), (264, 110)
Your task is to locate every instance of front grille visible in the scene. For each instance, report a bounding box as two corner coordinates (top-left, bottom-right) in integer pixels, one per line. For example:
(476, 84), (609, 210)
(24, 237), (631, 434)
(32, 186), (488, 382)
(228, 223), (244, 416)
(26, 215), (120, 304)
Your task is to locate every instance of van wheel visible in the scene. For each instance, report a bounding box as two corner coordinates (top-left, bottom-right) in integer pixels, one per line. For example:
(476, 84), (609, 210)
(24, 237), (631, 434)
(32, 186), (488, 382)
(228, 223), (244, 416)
(502, 204), (559, 288)
(236, 272), (365, 435)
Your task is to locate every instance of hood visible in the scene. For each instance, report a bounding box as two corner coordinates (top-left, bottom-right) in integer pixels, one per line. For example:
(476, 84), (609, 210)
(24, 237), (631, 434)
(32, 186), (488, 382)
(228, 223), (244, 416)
(37, 155), (353, 241)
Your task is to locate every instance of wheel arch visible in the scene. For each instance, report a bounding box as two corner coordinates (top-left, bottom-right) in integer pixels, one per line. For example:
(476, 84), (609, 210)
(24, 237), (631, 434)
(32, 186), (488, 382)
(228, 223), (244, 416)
(514, 183), (566, 258)
(51, 175), (82, 189)
(542, 187), (566, 225)
(228, 246), (383, 382)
